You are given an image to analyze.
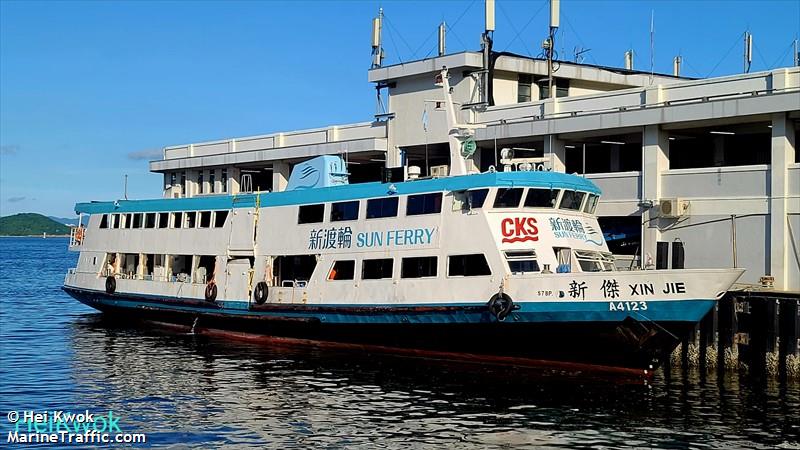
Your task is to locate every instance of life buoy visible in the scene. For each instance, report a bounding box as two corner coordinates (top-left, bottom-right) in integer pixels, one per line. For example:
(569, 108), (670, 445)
(204, 282), (218, 302)
(105, 276), (116, 295)
(487, 292), (514, 321)
(253, 281), (269, 305)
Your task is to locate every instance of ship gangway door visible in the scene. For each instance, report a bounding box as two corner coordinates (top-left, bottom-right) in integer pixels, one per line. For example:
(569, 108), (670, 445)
(227, 195), (258, 257)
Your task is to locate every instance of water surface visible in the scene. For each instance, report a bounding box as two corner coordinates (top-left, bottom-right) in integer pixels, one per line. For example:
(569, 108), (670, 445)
(1, 238), (797, 448)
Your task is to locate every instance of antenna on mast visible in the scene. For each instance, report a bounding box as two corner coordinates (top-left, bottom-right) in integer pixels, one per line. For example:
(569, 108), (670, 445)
(544, 0), (560, 99)
(438, 21), (446, 56)
(479, 0), (495, 107)
(371, 8), (384, 69)
(744, 31), (753, 73)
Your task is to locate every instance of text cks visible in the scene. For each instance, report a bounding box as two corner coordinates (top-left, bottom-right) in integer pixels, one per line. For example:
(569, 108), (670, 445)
(501, 217), (539, 243)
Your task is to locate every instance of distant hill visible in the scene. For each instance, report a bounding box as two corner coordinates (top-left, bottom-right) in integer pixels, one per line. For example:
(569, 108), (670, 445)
(48, 216), (80, 226)
(0, 213), (71, 236)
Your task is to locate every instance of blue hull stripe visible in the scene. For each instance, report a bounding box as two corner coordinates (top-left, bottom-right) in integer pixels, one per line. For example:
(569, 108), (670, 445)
(74, 171), (601, 214)
(67, 288), (714, 325)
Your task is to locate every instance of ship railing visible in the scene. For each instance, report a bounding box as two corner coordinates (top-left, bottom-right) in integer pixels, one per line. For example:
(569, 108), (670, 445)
(68, 226), (85, 248)
(103, 270), (212, 285)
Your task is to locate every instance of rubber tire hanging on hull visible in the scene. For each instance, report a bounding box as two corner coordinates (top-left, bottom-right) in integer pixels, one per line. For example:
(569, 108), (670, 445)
(205, 282), (217, 303)
(488, 292), (514, 321)
(253, 282), (269, 305)
(105, 276), (116, 295)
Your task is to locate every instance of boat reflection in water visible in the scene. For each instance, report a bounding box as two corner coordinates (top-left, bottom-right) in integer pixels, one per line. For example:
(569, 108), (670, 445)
(69, 314), (800, 449)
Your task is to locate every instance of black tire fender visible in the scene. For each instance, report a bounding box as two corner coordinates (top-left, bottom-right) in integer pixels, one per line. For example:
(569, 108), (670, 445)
(487, 292), (514, 321)
(204, 282), (218, 303)
(105, 276), (116, 295)
(253, 281), (269, 305)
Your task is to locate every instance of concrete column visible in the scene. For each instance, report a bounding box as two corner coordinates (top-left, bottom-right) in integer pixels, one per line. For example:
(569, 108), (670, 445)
(769, 113), (796, 290)
(641, 125), (670, 268)
(272, 162), (290, 193)
(544, 135), (566, 172)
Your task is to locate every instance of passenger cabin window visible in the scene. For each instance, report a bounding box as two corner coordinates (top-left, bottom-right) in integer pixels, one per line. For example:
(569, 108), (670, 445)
(575, 251), (615, 272)
(407, 193), (442, 216)
(331, 201), (359, 222)
(454, 189), (489, 212)
(505, 250), (540, 274)
(298, 204), (325, 224)
(199, 211), (212, 228)
(559, 191), (585, 211)
(171, 212), (183, 229)
(366, 197), (398, 219)
(214, 211), (228, 227)
(144, 213), (156, 228)
(362, 258), (393, 280)
(185, 211), (197, 228)
(448, 254), (491, 276)
(132, 213), (143, 228)
(493, 188), (524, 208)
(111, 214), (121, 229)
(524, 189), (559, 208)
(584, 194), (599, 214)
(157, 213), (169, 229)
(99, 214), (108, 229)
(273, 255), (318, 287)
(401, 256), (438, 278)
(328, 260), (355, 280)
(124, 214), (133, 229)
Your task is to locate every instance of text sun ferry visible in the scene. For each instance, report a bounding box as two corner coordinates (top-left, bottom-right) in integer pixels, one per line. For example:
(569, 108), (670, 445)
(63, 69), (743, 372)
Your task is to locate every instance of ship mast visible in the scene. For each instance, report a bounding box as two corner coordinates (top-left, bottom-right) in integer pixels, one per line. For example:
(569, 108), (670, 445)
(437, 67), (484, 176)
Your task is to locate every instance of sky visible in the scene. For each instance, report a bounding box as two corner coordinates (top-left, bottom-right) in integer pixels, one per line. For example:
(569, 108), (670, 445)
(1, 0), (798, 217)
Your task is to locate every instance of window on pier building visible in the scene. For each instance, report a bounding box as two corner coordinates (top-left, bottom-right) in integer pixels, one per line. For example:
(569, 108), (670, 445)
(518, 74), (533, 103)
(157, 213), (169, 229)
(401, 256), (438, 279)
(406, 193), (442, 216)
(331, 201), (359, 222)
(199, 211), (212, 228)
(180, 172), (187, 196)
(538, 78), (569, 100)
(524, 188), (559, 208)
(209, 171), (216, 193)
(366, 197), (398, 219)
(448, 254), (491, 277)
(493, 188), (524, 208)
(198, 172), (205, 194)
(362, 258), (393, 280)
(298, 204), (325, 224)
(221, 169), (228, 193)
(328, 260), (355, 281)
(214, 211), (229, 227)
(559, 191), (585, 211)
(99, 214), (108, 229)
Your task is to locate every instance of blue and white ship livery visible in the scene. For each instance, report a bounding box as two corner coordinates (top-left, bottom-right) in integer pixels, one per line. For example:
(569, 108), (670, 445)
(63, 69), (743, 371)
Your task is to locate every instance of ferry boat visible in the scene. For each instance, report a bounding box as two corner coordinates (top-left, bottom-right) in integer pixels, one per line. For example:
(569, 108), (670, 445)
(63, 69), (743, 372)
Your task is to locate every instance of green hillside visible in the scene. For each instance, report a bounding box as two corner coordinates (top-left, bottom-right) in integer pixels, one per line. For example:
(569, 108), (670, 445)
(0, 213), (71, 236)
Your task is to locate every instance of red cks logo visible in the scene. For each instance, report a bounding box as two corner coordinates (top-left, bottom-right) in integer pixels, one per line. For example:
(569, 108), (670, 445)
(501, 217), (539, 243)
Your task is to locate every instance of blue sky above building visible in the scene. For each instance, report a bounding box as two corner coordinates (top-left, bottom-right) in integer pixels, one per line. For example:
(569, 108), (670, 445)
(1, 0), (798, 217)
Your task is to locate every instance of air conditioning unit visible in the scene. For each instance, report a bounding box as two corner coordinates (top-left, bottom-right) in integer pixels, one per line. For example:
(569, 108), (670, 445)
(430, 165), (449, 177)
(659, 198), (690, 218)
